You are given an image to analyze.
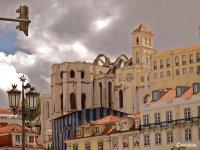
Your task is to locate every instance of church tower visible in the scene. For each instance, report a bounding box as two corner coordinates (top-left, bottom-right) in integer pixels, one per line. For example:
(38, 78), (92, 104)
(132, 24), (154, 66)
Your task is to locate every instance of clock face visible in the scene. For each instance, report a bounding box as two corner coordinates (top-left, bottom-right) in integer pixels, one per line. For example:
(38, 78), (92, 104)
(126, 73), (133, 81)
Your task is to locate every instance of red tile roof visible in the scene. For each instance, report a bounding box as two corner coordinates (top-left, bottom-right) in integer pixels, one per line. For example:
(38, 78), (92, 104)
(0, 108), (13, 115)
(0, 124), (34, 134)
(90, 115), (119, 125)
(134, 24), (153, 35)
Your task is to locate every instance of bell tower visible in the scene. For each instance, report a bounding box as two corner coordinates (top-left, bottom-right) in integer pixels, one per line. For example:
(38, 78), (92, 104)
(132, 24), (154, 66)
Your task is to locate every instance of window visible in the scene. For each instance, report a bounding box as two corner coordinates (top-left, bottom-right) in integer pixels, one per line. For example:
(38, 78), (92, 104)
(198, 127), (200, 140)
(198, 106), (200, 117)
(167, 131), (173, 143)
(81, 70), (85, 78)
(154, 73), (157, 79)
(98, 141), (103, 150)
(175, 56), (179, 66)
(136, 37), (139, 45)
(136, 51), (140, 63)
(153, 61), (157, 70)
(99, 82), (103, 107)
(182, 55), (186, 65)
(196, 52), (200, 62)
(144, 135), (150, 146)
(190, 67), (194, 73)
(15, 135), (20, 143)
(122, 137), (129, 148)
(73, 144), (78, 150)
(176, 69), (180, 76)
(160, 72), (164, 78)
(197, 66), (200, 74)
(119, 90), (123, 108)
(183, 68), (187, 75)
(193, 83), (200, 94)
(184, 108), (191, 119)
(166, 111), (173, 123)
(70, 70), (75, 78)
(85, 143), (91, 150)
(95, 126), (100, 133)
(149, 39), (152, 47)
(185, 128), (192, 141)
(60, 93), (63, 111)
(166, 58), (170, 68)
(167, 71), (170, 77)
(141, 76), (144, 82)
(108, 82), (112, 108)
(160, 59), (163, 69)
(46, 101), (49, 119)
(154, 113), (160, 124)
(60, 72), (63, 79)
(155, 133), (161, 144)
(29, 136), (34, 143)
(81, 93), (86, 109)
(143, 115), (149, 125)
(145, 37), (148, 46)
(189, 54), (193, 63)
(70, 93), (77, 110)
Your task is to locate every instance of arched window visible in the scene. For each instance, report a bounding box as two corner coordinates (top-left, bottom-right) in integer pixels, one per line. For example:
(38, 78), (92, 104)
(136, 51), (139, 63)
(60, 93), (63, 111)
(81, 93), (86, 109)
(70, 70), (75, 78)
(46, 101), (49, 118)
(136, 37), (139, 45)
(70, 93), (77, 110)
(119, 90), (123, 108)
(81, 70), (85, 79)
(108, 82), (112, 108)
(99, 82), (103, 107)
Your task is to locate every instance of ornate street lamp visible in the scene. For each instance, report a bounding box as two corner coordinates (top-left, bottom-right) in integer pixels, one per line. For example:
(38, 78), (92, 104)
(26, 87), (39, 109)
(7, 75), (40, 150)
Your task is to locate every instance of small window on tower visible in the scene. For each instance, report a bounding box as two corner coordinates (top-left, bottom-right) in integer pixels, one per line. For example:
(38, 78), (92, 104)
(136, 37), (139, 45)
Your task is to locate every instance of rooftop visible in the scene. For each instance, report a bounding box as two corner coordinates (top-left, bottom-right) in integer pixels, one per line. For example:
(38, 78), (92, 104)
(133, 24), (153, 35)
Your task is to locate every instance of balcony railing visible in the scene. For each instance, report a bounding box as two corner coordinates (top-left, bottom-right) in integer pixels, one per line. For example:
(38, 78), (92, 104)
(139, 116), (200, 131)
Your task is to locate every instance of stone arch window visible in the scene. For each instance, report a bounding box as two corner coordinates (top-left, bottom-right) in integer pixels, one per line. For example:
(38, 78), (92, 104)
(136, 37), (139, 45)
(145, 37), (148, 46)
(46, 101), (49, 118)
(119, 89), (123, 108)
(81, 93), (86, 109)
(136, 51), (139, 63)
(108, 81), (112, 108)
(60, 93), (63, 111)
(81, 70), (85, 79)
(144, 95), (150, 104)
(70, 93), (77, 110)
(70, 70), (75, 78)
(99, 82), (103, 107)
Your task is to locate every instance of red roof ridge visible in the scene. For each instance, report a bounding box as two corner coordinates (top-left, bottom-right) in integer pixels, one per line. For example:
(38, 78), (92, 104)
(133, 24), (153, 35)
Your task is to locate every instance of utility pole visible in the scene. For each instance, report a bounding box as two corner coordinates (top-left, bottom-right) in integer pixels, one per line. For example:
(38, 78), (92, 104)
(0, 5), (31, 36)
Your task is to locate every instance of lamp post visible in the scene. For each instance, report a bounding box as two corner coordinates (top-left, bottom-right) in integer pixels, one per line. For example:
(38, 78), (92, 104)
(7, 75), (40, 150)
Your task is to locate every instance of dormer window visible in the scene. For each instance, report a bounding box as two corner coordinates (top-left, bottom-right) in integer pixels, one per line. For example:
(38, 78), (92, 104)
(152, 90), (164, 101)
(176, 86), (187, 97)
(193, 83), (200, 94)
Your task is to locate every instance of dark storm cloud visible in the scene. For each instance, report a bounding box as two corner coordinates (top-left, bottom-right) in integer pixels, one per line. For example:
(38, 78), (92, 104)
(0, 0), (200, 107)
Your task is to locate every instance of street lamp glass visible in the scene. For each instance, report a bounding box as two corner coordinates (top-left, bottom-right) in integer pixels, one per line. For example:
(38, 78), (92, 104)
(7, 85), (21, 110)
(26, 89), (39, 109)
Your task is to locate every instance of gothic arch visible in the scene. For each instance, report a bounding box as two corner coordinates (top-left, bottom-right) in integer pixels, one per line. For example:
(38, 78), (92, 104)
(119, 89), (123, 108)
(108, 81), (112, 108)
(93, 54), (111, 67)
(114, 54), (130, 68)
(70, 93), (77, 110)
(99, 82), (103, 107)
(81, 93), (86, 109)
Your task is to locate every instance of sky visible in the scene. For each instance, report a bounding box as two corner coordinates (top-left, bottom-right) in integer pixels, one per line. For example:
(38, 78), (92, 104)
(0, 0), (200, 107)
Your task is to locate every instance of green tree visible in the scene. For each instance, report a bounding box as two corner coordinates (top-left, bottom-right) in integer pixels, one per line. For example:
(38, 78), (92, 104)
(171, 146), (186, 150)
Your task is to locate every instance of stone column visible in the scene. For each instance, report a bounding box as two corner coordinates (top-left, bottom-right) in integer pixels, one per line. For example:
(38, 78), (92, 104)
(62, 72), (68, 112)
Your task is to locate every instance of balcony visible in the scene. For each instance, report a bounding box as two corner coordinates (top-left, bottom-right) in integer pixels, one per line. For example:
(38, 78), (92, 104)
(139, 116), (200, 131)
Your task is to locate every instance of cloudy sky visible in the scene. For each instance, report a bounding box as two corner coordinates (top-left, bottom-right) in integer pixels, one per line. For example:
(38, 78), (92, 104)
(0, 0), (200, 107)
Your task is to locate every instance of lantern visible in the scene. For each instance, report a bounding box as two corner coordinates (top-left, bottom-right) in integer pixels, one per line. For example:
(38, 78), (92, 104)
(26, 88), (39, 109)
(7, 85), (21, 111)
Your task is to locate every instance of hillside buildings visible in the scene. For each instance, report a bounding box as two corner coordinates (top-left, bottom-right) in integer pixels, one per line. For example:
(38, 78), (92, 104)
(41, 24), (200, 149)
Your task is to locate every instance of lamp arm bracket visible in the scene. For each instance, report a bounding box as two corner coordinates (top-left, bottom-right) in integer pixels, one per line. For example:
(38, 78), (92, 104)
(23, 83), (31, 89)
